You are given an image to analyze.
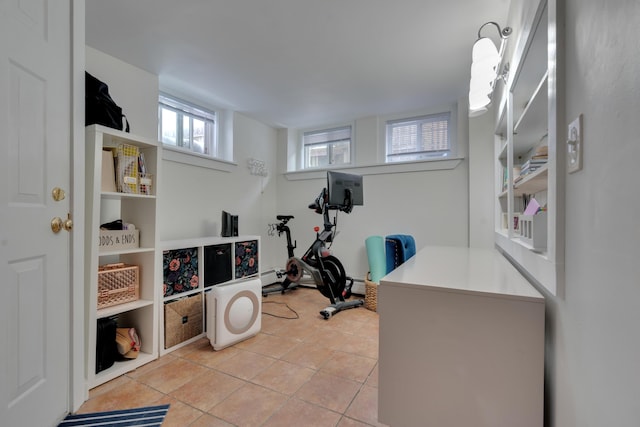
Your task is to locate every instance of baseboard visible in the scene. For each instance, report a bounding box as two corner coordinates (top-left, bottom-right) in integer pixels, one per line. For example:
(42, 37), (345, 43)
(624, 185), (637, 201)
(351, 280), (365, 296)
(260, 269), (279, 286)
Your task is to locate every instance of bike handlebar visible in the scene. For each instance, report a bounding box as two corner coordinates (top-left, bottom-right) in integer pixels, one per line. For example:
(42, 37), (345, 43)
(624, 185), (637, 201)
(308, 187), (353, 215)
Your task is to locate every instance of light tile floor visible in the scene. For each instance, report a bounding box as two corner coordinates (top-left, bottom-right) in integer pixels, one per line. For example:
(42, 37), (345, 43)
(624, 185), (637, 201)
(78, 286), (388, 427)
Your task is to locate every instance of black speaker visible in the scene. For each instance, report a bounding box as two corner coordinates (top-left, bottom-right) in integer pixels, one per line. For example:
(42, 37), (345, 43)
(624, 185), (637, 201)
(232, 215), (238, 236)
(221, 211), (239, 237)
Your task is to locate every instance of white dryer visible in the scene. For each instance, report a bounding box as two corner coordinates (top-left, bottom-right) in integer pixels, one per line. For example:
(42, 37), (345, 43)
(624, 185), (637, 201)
(206, 278), (261, 350)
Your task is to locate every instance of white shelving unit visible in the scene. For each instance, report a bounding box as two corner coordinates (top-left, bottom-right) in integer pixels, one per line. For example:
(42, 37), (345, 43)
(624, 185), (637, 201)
(84, 125), (161, 390)
(494, 0), (564, 296)
(159, 235), (261, 355)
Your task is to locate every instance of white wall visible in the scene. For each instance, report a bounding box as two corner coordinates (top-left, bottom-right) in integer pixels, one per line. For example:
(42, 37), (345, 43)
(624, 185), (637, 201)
(85, 47), (475, 285)
(546, 1), (640, 426)
(85, 3), (640, 423)
(85, 48), (280, 271)
(158, 114), (279, 266)
(468, 104), (496, 249)
(274, 104), (471, 281)
(273, 167), (470, 281)
(86, 47), (158, 139)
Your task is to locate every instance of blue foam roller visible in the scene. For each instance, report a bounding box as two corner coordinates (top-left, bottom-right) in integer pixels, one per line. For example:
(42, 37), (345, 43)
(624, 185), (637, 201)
(365, 235), (386, 283)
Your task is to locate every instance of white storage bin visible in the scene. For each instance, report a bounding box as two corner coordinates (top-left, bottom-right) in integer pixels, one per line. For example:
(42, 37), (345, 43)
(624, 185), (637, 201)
(98, 229), (140, 252)
(518, 212), (547, 250)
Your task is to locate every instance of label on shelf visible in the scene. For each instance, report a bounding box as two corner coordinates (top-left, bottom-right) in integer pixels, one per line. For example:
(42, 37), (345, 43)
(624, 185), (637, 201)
(99, 229), (139, 252)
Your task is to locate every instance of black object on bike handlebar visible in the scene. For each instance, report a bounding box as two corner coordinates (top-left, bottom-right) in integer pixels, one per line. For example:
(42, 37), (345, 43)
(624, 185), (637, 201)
(308, 187), (353, 215)
(308, 188), (326, 214)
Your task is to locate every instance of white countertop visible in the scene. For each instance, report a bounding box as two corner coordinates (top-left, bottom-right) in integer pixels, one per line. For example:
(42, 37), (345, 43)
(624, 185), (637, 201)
(380, 246), (544, 302)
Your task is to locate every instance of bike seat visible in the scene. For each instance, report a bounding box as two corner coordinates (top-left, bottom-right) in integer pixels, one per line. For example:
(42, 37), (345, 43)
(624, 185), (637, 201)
(277, 215), (294, 221)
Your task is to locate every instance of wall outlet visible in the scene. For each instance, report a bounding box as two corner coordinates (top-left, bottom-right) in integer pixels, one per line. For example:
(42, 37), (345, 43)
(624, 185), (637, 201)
(567, 114), (583, 173)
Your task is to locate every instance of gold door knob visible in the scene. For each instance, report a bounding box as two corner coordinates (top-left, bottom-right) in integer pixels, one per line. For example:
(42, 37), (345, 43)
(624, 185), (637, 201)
(52, 187), (66, 201)
(51, 217), (63, 233)
(51, 214), (72, 233)
(63, 214), (73, 231)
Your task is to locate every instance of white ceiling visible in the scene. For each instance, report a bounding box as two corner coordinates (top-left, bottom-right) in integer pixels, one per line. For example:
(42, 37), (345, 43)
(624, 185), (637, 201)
(85, 0), (510, 129)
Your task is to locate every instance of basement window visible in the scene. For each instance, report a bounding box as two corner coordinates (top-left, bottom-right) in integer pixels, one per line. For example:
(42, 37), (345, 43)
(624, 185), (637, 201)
(158, 94), (218, 158)
(386, 112), (451, 162)
(303, 125), (352, 169)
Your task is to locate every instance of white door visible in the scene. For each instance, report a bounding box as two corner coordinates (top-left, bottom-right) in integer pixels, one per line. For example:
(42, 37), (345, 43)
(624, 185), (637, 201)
(0, 1), (72, 426)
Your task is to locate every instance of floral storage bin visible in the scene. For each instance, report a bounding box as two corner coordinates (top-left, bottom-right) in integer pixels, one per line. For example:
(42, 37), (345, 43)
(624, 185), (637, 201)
(235, 240), (258, 279)
(163, 247), (199, 297)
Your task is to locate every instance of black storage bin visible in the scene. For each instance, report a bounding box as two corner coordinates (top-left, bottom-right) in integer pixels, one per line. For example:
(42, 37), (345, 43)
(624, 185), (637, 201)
(204, 244), (232, 287)
(96, 317), (117, 374)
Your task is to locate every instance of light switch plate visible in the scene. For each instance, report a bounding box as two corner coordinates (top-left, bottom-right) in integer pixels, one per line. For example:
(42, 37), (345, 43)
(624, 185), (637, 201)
(567, 114), (583, 173)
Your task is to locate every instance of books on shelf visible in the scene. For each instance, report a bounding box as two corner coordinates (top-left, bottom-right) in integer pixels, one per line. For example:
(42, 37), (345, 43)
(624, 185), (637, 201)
(519, 156), (547, 177)
(501, 146), (549, 188)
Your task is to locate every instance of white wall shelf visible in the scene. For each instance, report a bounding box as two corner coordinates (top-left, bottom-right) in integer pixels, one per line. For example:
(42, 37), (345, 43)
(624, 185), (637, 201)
(98, 247), (155, 257)
(84, 125), (162, 391)
(494, 0), (564, 296)
(514, 72), (548, 136)
(514, 164), (548, 195)
(96, 299), (155, 320)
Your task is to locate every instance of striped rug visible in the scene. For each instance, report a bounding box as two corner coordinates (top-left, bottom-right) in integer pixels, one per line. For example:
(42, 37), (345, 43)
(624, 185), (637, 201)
(58, 404), (170, 426)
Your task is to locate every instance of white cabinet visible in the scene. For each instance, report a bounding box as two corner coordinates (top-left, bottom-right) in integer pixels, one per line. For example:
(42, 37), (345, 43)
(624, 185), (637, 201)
(84, 125), (161, 390)
(378, 246), (545, 427)
(494, 0), (564, 296)
(159, 236), (260, 355)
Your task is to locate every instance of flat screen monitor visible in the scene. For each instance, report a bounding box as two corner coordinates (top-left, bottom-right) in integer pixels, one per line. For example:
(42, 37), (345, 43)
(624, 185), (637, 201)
(327, 171), (363, 207)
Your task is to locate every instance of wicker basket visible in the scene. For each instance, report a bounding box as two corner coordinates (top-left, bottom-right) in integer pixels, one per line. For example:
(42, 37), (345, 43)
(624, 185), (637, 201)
(164, 293), (203, 349)
(364, 273), (378, 312)
(97, 263), (140, 309)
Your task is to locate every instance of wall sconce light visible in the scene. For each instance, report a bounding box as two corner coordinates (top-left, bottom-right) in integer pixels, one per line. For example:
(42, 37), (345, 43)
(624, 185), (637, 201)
(469, 22), (512, 117)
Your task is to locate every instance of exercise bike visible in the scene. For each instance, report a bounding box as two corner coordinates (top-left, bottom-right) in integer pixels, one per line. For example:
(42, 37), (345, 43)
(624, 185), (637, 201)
(263, 215), (300, 296)
(266, 186), (363, 319)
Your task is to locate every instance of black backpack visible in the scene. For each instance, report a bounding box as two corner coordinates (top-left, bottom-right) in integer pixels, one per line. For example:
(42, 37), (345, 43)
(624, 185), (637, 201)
(85, 71), (130, 132)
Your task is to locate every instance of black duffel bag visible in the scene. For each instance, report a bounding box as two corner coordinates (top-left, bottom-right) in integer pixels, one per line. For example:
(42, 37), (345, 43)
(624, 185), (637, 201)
(85, 71), (130, 132)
